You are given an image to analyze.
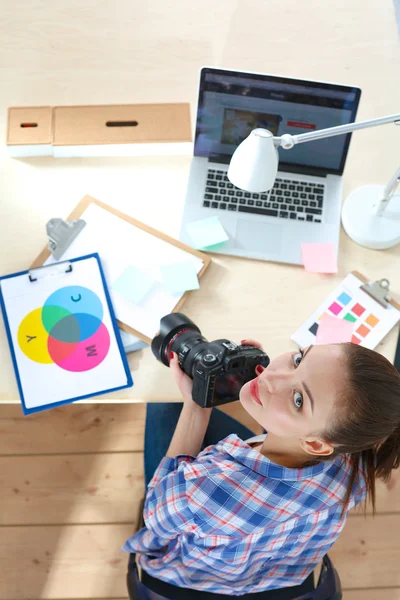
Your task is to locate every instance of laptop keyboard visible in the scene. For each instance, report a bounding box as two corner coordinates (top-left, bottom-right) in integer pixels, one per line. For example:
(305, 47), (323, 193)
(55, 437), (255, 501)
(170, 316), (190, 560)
(203, 169), (325, 223)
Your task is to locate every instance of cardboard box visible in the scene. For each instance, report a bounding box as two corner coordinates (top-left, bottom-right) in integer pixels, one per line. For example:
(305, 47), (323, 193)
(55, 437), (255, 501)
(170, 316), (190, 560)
(6, 103), (192, 157)
(7, 107), (53, 157)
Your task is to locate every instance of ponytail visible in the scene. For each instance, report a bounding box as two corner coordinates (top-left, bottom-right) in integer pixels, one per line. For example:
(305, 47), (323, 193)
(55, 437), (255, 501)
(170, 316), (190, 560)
(375, 424), (400, 479)
(320, 343), (400, 517)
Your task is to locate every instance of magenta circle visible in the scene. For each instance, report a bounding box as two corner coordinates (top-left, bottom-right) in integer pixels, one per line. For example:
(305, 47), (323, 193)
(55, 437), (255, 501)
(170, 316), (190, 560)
(56, 322), (110, 372)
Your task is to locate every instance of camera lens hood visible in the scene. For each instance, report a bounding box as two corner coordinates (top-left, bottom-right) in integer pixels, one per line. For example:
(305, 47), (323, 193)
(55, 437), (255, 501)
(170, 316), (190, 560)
(151, 313), (202, 366)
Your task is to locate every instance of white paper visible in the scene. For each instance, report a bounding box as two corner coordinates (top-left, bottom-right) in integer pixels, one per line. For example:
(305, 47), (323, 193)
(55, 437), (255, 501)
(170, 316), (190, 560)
(291, 273), (400, 350)
(45, 203), (204, 338)
(0, 257), (129, 410)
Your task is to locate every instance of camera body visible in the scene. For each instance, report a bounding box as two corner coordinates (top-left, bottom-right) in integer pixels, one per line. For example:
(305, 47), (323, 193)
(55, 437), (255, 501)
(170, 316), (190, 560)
(151, 313), (270, 408)
(190, 339), (269, 408)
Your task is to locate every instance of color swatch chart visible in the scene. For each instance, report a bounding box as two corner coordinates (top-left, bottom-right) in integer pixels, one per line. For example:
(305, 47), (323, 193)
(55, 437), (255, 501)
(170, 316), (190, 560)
(291, 273), (400, 350)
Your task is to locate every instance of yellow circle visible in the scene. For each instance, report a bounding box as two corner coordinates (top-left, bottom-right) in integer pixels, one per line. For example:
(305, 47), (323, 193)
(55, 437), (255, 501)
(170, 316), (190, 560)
(18, 308), (53, 364)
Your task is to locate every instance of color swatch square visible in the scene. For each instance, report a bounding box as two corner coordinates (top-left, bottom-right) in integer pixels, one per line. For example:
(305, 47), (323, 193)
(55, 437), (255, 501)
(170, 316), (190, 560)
(337, 291), (352, 306)
(328, 301), (342, 316)
(351, 335), (361, 345)
(344, 313), (357, 323)
(309, 322), (319, 336)
(352, 303), (365, 317)
(366, 314), (379, 328)
(356, 324), (370, 338)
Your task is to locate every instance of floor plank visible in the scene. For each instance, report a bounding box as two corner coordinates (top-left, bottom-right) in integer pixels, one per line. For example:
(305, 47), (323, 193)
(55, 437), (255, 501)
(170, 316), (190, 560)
(0, 401), (261, 456)
(330, 514), (400, 589)
(0, 525), (132, 600)
(0, 453), (144, 525)
(2, 517), (400, 598)
(344, 590), (400, 600)
(0, 404), (145, 454)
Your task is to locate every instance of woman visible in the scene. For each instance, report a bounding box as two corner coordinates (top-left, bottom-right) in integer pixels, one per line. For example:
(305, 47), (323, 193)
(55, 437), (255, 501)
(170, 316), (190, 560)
(123, 341), (400, 597)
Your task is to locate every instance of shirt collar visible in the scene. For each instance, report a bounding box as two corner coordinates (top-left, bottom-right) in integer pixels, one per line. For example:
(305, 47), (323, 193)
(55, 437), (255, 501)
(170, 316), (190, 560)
(221, 434), (337, 481)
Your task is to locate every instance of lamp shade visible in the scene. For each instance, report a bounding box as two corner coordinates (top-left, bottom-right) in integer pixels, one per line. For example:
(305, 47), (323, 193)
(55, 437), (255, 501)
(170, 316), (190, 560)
(227, 128), (278, 193)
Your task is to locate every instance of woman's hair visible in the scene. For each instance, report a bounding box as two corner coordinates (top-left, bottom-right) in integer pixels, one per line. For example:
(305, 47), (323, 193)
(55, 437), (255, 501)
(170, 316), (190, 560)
(316, 343), (400, 516)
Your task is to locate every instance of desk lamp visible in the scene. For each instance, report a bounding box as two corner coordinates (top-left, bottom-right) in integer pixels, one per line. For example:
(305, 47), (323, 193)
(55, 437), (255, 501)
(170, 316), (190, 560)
(227, 114), (400, 250)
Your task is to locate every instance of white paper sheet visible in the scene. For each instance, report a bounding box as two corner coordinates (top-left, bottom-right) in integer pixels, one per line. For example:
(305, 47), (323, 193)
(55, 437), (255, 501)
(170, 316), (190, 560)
(45, 203), (204, 338)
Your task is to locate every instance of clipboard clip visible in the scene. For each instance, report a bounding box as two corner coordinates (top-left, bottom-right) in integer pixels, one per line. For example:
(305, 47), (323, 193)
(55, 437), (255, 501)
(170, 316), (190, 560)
(46, 218), (86, 260)
(29, 260), (73, 282)
(360, 278), (391, 308)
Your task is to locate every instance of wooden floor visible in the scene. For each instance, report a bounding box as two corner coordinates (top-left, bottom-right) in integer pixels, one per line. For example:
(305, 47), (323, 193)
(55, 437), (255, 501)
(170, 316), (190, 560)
(1, 402), (400, 600)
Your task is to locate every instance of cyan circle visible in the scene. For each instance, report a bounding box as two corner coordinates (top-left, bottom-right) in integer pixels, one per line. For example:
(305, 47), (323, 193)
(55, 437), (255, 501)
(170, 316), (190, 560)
(44, 286), (103, 321)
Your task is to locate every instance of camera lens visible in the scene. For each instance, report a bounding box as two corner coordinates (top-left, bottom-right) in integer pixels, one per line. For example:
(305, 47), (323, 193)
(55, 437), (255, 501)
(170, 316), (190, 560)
(151, 313), (209, 374)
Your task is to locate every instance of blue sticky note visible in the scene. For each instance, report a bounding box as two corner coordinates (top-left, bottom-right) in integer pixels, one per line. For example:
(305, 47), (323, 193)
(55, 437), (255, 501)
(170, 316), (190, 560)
(161, 261), (200, 294)
(186, 216), (229, 249)
(112, 266), (155, 305)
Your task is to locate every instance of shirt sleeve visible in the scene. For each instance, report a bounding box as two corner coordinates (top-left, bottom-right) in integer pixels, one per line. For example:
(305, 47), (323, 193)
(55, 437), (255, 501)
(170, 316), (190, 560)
(143, 455), (197, 539)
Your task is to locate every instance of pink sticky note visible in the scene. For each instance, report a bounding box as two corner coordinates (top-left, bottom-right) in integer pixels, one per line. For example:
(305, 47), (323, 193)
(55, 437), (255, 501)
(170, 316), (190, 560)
(316, 313), (354, 345)
(301, 242), (338, 273)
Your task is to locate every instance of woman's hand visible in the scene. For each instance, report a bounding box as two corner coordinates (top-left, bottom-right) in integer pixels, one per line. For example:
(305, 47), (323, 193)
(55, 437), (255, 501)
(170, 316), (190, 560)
(241, 339), (266, 376)
(169, 352), (195, 403)
(241, 338), (264, 351)
(169, 352), (212, 416)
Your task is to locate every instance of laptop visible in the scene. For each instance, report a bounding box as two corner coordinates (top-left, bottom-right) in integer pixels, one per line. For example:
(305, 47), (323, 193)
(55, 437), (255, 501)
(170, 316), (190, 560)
(179, 67), (361, 265)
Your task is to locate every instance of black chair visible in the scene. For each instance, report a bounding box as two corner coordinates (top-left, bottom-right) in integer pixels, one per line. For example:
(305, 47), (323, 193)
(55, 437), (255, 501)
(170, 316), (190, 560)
(127, 552), (342, 600)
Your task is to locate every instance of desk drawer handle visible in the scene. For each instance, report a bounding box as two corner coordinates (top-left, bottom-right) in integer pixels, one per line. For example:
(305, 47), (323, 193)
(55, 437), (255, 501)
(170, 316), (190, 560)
(105, 120), (139, 127)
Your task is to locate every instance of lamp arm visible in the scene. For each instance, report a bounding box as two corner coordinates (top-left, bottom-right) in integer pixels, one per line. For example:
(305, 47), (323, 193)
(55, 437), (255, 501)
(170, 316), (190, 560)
(372, 165), (400, 216)
(272, 113), (400, 149)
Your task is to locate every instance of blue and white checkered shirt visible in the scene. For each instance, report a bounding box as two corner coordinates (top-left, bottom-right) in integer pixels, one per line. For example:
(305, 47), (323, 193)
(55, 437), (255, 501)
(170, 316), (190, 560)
(122, 434), (366, 596)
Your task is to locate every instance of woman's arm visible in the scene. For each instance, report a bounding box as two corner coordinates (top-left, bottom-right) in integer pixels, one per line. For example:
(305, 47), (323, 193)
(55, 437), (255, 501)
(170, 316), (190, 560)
(166, 352), (212, 458)
(166, 402), (212, 458)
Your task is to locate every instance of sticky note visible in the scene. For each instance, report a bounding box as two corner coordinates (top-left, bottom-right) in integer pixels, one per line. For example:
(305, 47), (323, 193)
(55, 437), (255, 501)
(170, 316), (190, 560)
(315, 313), (354, 345)
(186, 216), (229, 249)
(112, 265), (155, 305)
(301, 242), (338, 274)
(160, 261), (200, 294)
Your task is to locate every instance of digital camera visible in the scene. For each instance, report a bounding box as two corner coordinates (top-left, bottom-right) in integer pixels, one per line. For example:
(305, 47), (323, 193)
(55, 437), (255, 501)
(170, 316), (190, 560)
(151, 313), (270, 408)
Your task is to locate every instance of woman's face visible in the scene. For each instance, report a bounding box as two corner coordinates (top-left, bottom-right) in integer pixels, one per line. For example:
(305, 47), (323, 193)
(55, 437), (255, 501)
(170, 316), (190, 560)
(240, 344), (346, 439)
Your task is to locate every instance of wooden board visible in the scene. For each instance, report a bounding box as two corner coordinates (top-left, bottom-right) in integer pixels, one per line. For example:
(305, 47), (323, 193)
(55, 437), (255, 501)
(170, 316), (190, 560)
(2, 517), (400, 598)
(0, 402), (261, 456)
(344, 591), (400, 600)
(0, 404), (145, 454)
(30, 195), (212, 343)
(0, 453), (144, 525)
(329, 514), (400, 589)
(0, 524), (132, 600)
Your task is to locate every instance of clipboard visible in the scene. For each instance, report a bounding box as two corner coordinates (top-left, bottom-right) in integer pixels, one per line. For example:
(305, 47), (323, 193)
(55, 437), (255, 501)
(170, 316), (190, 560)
(291, 270), (400, 350)
(0, 253), (133, 415)
(31, 195), (212, 343)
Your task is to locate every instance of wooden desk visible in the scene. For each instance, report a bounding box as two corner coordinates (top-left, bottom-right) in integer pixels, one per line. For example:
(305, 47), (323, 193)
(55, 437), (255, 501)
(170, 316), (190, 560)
(0, 0), (399, 404)
(0, 151), (399, 404)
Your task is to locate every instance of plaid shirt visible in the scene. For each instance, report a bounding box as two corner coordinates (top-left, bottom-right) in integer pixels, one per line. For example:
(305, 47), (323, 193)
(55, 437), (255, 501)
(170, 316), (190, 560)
(123, 434), (366, 595)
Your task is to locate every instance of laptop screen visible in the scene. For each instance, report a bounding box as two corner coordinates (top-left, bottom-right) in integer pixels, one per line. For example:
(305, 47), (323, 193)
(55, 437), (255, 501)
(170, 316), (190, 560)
(194, 68), (361, 176)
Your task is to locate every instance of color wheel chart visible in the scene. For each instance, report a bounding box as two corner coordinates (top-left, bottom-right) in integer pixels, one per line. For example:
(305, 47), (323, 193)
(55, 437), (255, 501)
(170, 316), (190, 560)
(291, 273), (400, 350)
(0, 253), (133, 414)
(17, 285), (110, 372)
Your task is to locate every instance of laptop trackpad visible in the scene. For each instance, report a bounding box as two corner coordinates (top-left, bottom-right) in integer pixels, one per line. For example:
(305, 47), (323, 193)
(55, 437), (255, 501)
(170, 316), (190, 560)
(235, 219), (283, 255)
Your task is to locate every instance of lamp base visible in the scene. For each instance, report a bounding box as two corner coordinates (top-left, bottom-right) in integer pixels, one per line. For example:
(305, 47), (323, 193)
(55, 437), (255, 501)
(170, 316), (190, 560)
(341, 184), (400, 250)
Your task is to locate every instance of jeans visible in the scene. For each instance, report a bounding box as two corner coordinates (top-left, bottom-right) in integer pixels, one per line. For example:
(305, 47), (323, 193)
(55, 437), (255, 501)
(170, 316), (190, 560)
(144, 403), (256, 487)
